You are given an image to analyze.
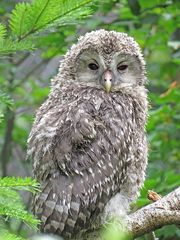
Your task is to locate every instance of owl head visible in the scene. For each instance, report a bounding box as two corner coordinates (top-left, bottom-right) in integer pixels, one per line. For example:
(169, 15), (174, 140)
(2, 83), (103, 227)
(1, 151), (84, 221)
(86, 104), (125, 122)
(55, 29), (147, 92)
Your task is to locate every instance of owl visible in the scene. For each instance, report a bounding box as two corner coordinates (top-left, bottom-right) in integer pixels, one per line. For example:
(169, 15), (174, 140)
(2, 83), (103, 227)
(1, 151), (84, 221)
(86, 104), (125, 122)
(27, 29), (148, 239)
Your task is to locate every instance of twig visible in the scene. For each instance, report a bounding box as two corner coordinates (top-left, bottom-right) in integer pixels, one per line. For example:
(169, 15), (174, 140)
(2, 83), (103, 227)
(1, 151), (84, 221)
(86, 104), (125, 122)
(0, 111), (15, 177)
(146, 190), (162, 239)
(0, 55), (15, 177)
(127, 187), (180, 238)
(146, 231), (158, 240)
(84, 188), (180, 239)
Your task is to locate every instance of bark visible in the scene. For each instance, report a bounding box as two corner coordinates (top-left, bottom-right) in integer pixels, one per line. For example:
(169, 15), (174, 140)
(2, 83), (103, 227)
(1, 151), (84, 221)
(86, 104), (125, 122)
(84, 187), (180, 239)
(127, 187), (180, 238)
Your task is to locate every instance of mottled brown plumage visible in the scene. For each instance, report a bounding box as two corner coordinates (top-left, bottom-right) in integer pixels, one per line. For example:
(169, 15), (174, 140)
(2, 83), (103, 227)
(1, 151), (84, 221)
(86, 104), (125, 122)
(27, 30), (148, 239)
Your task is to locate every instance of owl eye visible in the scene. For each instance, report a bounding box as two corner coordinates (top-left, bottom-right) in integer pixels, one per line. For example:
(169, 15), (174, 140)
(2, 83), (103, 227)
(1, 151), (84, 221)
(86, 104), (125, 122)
(117, 64), (128, 71)
(88, 63), (99, 70)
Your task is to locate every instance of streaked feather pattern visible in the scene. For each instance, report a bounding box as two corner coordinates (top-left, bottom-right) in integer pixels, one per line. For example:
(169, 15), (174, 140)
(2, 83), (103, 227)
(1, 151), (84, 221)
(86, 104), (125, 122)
(27, 30), (148, 239)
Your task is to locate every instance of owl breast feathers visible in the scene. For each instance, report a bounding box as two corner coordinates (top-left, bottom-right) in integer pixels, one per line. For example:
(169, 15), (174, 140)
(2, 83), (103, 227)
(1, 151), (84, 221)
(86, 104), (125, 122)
(27, 29), (148, 239)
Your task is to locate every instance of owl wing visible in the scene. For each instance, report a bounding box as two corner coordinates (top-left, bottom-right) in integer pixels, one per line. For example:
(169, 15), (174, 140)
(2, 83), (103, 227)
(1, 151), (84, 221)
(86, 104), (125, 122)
(28, 83), (146, 238)
(28, 95), (108, 180)
(28, 92), (127, 237)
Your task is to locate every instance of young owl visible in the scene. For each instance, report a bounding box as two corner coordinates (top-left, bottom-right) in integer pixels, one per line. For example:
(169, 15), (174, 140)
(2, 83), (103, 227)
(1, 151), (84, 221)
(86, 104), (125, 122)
(27, 29), (148, 239)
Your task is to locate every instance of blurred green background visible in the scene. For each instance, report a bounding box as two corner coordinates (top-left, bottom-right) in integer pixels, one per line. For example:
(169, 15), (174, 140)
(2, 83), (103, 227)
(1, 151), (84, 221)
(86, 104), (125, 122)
(0, 0), (179, 239)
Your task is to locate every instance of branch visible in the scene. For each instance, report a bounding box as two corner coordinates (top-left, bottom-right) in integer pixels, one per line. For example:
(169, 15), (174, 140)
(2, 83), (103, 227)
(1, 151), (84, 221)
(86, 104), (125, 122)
(1, 55), (15, 177)
(18, 0), (94, 41)
(127, 187), (180, 238)
(0, 110), (15, 177)
(83, 188), (180, 240)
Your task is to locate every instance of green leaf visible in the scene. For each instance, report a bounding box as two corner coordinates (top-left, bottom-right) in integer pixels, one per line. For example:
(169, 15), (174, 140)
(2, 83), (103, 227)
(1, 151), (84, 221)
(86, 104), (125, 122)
(0, 188), (23, 209)
(9, 0), (95, 40)
(0, 24), (7, 40)
(0, 177), (40, 231)
(139, 0), (167, 9)
(101, 217), (130, 240)
(0, 91), (14, 108)
(136, 198), (150, 207)
(9, 2), (30, 39)
(0, 205), (39, 229)
(0, 177), (39, 193)
(0, 38), (35, 55)
(0, 228), (25, 240)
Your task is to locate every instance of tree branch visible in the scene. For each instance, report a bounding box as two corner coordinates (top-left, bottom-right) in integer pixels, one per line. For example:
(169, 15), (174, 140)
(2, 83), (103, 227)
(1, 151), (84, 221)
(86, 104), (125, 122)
(83, 188), (180, 240)
(127, 187), (180, 238)
(0, 110), (15, 177)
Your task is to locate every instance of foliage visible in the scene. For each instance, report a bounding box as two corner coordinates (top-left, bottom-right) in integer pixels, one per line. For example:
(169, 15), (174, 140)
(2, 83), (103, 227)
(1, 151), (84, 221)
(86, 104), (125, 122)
(0, 1), (97, 240)
(0, 90), (14, 123)
(0, 0), (179, 239)
(101, 218), (130, 240)
(0, 177), (39, 240)
(0, 0), (96, 54)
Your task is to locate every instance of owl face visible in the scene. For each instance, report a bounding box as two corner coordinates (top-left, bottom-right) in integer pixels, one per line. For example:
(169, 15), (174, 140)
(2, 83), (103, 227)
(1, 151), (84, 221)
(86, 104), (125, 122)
(58, 30), (146, 90)
(76, 49), (142, 92)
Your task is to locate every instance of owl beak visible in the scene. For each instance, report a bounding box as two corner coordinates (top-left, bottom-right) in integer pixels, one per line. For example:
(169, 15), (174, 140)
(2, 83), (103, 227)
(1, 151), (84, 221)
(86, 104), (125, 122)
(103, 70), (112, 93)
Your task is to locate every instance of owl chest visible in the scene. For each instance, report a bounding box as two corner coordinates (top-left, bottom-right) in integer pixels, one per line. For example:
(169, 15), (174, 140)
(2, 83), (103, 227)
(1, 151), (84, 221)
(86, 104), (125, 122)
(89, 100), (134, 179)
(95, 99), (134, 145)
